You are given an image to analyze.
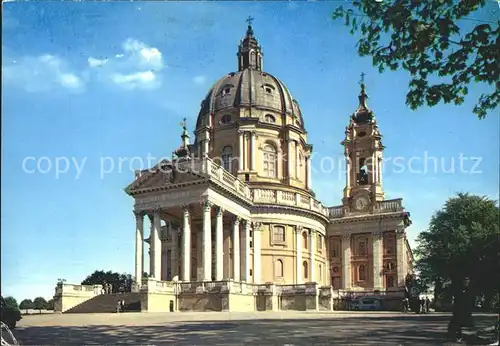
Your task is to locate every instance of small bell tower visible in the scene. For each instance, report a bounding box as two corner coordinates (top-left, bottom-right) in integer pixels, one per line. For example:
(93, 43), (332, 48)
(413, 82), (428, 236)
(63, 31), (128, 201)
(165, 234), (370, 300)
(341, 74), (385, 212)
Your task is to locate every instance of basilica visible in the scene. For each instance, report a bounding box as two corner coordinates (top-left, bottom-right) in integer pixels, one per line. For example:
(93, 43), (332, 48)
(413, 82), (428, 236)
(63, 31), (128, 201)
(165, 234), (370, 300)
(54, 22), (413, 313)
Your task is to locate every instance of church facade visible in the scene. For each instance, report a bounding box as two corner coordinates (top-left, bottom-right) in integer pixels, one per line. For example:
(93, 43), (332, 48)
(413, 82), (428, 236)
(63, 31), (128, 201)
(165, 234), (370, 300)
(54, 23), (413, 313)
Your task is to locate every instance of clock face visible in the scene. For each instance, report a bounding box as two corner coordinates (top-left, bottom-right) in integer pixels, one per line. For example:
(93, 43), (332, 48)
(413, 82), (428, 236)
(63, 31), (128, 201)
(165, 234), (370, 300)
(354, 196), (369, 211)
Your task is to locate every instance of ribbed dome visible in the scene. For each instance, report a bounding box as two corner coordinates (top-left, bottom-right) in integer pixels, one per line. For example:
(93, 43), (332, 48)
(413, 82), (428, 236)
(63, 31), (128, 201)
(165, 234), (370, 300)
(196, 68), (304, 129)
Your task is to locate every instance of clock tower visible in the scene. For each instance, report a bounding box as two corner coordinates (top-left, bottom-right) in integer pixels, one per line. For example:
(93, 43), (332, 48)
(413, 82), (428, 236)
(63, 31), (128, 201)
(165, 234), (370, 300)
(341, 77), (385, 213)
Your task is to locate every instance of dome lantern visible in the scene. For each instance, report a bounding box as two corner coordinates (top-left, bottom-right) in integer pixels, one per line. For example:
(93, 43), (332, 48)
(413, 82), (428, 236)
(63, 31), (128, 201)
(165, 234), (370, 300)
(237, 16), (263, 71)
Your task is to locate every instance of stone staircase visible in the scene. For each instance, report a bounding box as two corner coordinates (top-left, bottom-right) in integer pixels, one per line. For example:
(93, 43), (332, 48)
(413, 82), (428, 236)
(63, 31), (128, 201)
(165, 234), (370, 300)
(65, 293), (143, 314)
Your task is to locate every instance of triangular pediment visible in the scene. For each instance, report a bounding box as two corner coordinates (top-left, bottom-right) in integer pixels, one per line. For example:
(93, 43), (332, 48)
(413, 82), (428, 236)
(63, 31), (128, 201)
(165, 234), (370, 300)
(124, 160), (208, 194)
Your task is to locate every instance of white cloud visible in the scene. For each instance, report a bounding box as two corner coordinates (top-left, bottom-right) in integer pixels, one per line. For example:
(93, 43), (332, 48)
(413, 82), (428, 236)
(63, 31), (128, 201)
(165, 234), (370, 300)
(193, 75), (206, 85)
(3, 38), (164, 94)
(88, 57), (108, 67)
(88, 38), (165, 90)
(2, 54), (85, 93)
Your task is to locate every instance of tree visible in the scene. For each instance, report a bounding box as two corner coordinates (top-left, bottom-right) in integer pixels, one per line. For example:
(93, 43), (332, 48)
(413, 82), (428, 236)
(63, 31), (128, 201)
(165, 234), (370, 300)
(415, 193), (500, 307)
(19, 299), (34, 314)
(81, 270), (134, 293)
(45, 299), (54, 311)
(33, 297), (48, 314)
(332, 0), (499, 118)
(3, 296), (18, 309)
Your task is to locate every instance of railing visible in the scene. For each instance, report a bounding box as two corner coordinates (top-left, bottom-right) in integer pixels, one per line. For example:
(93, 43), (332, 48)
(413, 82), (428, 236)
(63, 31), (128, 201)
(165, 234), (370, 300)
(252, 188), (329, 216)
(54, 283), (102, 296)
(328, 198), (404, 219)
(176, 157), (329, 217)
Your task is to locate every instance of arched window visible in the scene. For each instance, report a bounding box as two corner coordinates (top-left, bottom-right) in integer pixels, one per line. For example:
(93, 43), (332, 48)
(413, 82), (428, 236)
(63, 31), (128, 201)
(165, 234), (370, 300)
(275, 259), (284, 277)
(264, 114), (276, 123)
(221, 146), (233, 172)
(303, 261), (308, 280)
(302, 232), (308, 249)
(263, 144), (277, 177)
(358, 264), (366, 281)
(273, 226), (285, 243)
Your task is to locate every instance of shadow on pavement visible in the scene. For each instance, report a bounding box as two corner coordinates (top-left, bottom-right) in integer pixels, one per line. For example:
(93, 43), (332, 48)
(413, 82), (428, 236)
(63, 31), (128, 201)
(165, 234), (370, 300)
(12, 315), (497, 345)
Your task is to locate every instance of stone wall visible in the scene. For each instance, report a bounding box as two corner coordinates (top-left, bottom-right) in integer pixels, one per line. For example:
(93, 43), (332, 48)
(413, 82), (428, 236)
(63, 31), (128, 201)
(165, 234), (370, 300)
(54, 280), (405, 313)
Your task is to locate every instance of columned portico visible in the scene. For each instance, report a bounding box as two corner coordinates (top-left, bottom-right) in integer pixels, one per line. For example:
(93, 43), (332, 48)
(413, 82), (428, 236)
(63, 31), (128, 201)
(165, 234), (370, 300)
(242, 220), (251, 282)
(181, 205), (191, 281)
(232, 217), (241, 280)
(215, 207), (224, 281)
(134, 211), (144, 288)
(202, 200), (212, 281)
(153, 209), (162, 280)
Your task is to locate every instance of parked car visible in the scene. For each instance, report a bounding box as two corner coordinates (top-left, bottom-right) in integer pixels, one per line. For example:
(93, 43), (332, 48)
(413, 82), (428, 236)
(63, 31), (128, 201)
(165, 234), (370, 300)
(350, 297), (382, 311)
(0, 296), (22, 329)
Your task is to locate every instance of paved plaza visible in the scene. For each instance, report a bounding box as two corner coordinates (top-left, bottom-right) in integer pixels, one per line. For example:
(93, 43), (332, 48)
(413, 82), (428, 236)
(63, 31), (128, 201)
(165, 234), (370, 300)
(13, 311), (498, 345)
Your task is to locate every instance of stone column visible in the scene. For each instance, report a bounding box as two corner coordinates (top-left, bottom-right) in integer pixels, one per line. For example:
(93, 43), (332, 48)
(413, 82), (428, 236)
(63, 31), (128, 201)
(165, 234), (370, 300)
(250, 131), (256, 171)
(288, 139), (294, 179)
(181, 205), (191, 282)
(309, 230), (316, 282)
(171, 226), (179, 281)
(396, 230), (406, 287)
(153, 209), (162, 280)
(295, 140), (299, 179)
(232, 217), (241, 281)
(148, 215), (154, 277)
(238, 131), (244, 171)
(342, 234), (351, 289)
(202, 200), (212, 281)
(134, 211), (144, 288)
(372, 231), (383, 290)
(215, 207), (224, 281)
(242, 220), (251, 282)
(253, 222), (262, 284)
(345, 154), (351, 187)
(296, 226), (303, 284)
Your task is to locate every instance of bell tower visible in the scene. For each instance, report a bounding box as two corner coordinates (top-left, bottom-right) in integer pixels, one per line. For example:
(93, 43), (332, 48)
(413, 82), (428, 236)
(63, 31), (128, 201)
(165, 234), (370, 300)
(341, 75), (385, 213)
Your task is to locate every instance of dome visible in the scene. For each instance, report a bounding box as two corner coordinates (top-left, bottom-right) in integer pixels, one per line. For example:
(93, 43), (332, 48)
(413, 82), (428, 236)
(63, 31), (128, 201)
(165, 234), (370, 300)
(196, 69), (304, 129)
(195, 23), (304, 131)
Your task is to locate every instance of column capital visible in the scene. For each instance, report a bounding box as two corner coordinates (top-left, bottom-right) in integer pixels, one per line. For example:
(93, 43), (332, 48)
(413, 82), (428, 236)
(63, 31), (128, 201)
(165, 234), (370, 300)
(216, 206), (225, 217)
(153, 208), (162, 216)
(181, 204), (191, 213)
(252, 222), (262, 231)
(295, 225), (303, 234)
(372, 231), (383, 239)
(342, 233), (351, 241)
(233, 215), (241, 225)
(133, 210), (144, 220)
(395, 229), (406, 239)
(244, 219), (252, 228)
(201, 200), (213, 211)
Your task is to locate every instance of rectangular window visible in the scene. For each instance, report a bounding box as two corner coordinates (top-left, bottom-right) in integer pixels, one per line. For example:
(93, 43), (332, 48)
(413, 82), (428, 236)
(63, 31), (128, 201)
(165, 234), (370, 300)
(273, 226), (285, 243)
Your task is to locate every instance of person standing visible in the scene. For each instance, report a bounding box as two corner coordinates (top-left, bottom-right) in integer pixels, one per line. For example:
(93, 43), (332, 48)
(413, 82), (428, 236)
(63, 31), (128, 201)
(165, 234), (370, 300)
(448, 277), (474, 342)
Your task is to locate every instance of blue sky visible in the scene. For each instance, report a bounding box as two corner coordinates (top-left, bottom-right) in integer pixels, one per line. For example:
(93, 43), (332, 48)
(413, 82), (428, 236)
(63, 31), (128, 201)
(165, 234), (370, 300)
(2, 1), (498, 302)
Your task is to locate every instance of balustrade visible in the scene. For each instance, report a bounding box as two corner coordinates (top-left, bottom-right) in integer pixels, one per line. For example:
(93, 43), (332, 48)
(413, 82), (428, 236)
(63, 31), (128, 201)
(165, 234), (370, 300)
(328, 198), (404, 219)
